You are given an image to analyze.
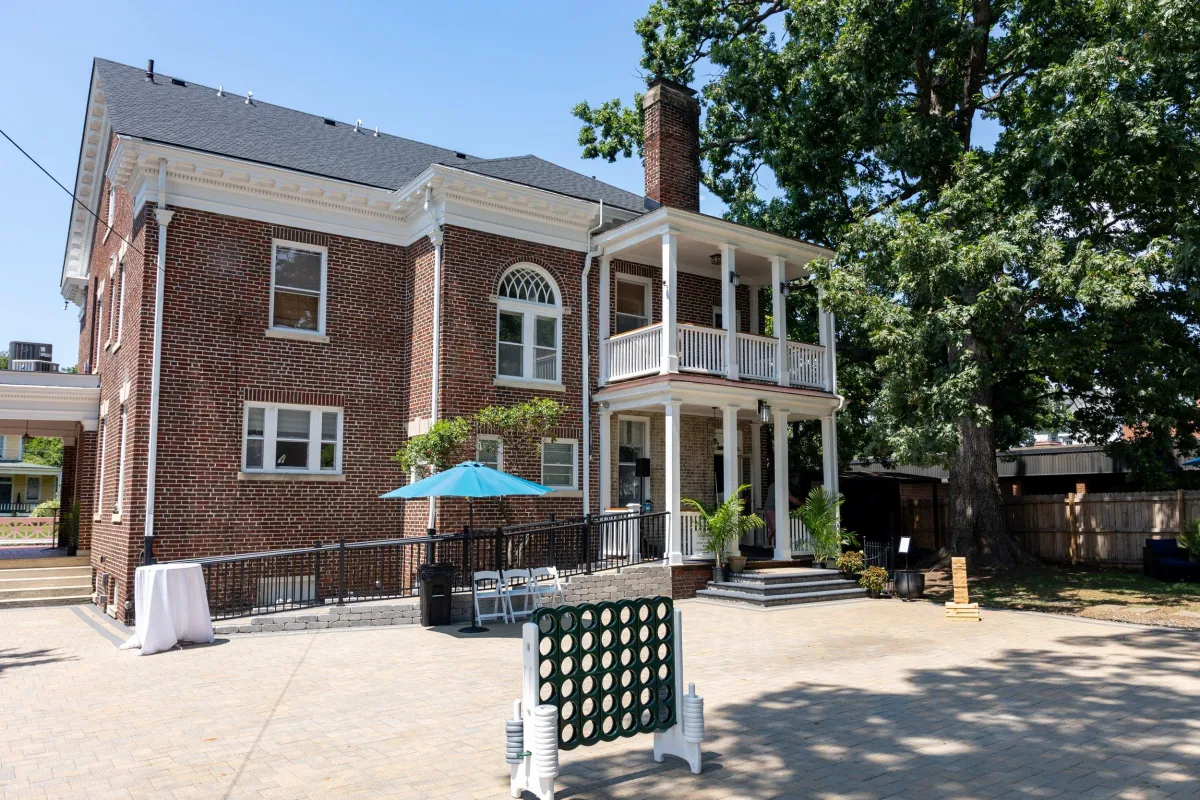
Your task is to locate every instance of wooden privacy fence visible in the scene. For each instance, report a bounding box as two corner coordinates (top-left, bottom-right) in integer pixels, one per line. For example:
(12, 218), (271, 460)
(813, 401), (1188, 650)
(901, 489), (1198, 567)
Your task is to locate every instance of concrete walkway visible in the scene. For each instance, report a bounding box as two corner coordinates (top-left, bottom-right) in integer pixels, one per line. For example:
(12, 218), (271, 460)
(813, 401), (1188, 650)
(2, 599), (1198, 799)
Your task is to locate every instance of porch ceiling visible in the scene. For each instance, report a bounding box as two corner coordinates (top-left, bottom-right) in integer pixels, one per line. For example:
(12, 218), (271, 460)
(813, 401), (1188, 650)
(0, 372), (101, 443)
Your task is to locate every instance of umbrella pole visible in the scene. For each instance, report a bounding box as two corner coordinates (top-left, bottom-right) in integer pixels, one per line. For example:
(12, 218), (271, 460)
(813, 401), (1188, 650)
(459, 498), (489, 634)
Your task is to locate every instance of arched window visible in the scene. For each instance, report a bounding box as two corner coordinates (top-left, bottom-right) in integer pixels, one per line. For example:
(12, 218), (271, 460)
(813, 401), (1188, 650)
(495, 264), (561, 383)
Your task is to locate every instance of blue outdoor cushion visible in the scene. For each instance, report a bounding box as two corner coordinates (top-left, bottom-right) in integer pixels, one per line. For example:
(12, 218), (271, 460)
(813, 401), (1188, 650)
(1147, 539), (1179, 556)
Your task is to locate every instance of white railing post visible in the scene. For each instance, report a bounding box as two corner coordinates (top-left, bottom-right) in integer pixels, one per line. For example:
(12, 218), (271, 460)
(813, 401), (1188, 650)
(773, 406), (790, 561)
(599, 255), (611, 385)
(721, 244), (738, 381)
(771, 256), (788, 386)
(664, 400), (683, 564)
(662, 232), (679, 374)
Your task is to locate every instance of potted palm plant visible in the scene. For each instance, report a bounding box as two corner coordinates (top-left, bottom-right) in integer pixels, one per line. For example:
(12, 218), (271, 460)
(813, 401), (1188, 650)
(793, 487), (857, 569)
(683, 484), (764, 583)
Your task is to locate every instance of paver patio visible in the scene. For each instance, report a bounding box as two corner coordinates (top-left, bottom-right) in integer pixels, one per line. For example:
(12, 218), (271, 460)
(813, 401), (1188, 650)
(2, 598), (1198, 799)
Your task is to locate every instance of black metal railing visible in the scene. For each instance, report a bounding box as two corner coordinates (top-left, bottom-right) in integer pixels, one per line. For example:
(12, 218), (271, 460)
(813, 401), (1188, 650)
(177, 511), (671, 620)
(862, 537), (895, 574)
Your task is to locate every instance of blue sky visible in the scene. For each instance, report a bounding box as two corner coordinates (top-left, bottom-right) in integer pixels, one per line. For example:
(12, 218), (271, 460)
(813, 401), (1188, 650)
(0, 0), (668, 365)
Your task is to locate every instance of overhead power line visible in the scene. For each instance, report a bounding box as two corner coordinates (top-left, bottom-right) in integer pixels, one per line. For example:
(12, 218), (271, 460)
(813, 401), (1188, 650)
(0, 125), (145, 258)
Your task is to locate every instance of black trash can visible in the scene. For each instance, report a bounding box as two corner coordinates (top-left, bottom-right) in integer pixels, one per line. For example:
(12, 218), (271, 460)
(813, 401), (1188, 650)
(419, 563), (455, 626)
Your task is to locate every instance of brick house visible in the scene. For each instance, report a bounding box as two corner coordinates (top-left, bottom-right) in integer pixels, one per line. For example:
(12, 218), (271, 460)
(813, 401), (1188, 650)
(52, 59), (841, 621)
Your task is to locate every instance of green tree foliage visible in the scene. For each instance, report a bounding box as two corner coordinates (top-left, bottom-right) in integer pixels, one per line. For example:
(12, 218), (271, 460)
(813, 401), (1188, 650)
(22, 438), (63, 467)
(475, 397), (566, 468)
(0, 350), (7, 369)
(576, 0), (1200, 567)
(682, 483), (764, 566)
(392, 418), (471, 478)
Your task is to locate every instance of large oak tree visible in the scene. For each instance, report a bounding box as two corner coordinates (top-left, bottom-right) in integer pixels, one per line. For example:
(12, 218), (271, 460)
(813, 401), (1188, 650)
(576, 0), (1200, 566)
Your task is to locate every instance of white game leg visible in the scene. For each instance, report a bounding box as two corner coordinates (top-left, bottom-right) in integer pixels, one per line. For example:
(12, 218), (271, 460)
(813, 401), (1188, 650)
(652, 610), (703, 774)
(510, 623), (559, 800)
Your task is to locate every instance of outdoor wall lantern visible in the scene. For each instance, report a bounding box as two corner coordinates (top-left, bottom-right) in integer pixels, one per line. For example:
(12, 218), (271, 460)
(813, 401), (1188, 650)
(758, 400), (771, 424)
(728, 271), (740, 287)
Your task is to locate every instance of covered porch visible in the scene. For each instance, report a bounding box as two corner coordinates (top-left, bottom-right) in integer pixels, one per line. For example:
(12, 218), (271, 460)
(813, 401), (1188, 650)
(595, 374), (840, 565)
(595, 205), (835, 390)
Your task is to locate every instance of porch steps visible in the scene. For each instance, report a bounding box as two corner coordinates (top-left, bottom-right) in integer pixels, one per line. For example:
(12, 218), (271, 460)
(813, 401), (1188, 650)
(695, 568), (868, 608)
(0, 565), (92, 609)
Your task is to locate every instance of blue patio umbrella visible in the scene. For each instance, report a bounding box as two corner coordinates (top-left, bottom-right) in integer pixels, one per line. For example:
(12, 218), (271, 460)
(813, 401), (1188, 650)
(381, 461), (554, 632)
(1185, 456), (1200, 466)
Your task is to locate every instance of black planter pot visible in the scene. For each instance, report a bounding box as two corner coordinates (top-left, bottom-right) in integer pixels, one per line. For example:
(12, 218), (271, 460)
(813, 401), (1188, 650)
(894, 570), (925, 599)
(713, 565), (731, 583)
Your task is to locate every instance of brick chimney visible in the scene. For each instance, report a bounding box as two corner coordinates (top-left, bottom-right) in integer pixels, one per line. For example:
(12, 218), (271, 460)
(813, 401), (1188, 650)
(642, 78), (701, 212)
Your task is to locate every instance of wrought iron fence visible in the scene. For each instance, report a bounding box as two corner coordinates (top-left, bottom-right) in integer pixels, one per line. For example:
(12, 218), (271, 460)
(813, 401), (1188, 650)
(176, 511), (670, 620)
(862, 537), (896, 574)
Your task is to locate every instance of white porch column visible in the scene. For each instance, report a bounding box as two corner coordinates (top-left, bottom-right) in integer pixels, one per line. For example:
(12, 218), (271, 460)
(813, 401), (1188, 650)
(771, 256), (789, 387)
(817, 286), (838, 394)
(722, 405), (740, 556)
(772, 407), (790, 561)
(721, 243), (738, 381)
(821, 413), (839, 501)
(664, 400), (683, 564)
(748, 286), (760, 336)
(598, 409), (613, 509)
(661, 231), (679, 374)
(599, 255), (611, 385)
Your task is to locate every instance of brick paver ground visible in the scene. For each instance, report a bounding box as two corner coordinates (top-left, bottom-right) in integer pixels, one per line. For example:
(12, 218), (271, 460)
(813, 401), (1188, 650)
(2, 598), (1198, 799)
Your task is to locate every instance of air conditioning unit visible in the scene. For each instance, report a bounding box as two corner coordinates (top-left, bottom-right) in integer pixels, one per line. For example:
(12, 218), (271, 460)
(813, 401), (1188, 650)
(10, 359), (60, 373)
(8, 341), (53, 363)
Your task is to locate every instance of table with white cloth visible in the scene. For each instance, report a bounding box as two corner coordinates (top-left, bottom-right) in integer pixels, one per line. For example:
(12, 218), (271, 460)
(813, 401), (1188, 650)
(120, 563), (215, 656)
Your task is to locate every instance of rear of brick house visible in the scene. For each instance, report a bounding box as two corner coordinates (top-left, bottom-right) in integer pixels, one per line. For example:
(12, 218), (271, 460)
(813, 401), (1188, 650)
(55, 59), (844, 622)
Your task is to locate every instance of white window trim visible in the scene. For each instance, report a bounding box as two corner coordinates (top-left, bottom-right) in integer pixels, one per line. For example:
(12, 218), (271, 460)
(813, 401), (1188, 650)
(25, 477), (40, 504)
(241, 401), (344, 475)
(614, 274), (653, 333)
(95, 418), (108, 521)
(477, 434), (503, 471)
(494, 264), (562, 385)
(114, 405), (128, 515)
(268, 239), (329, 337)
(114, 260), (126, 348)
(541, 436), (579, 492)
(103, 185), (115, 243)
(93, 281), (105, 372)
(616, 415), (651, 506)
(712, 305), (742, 331)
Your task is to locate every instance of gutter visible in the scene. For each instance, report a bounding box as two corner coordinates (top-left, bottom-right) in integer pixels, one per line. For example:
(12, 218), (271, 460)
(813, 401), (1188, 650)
(580, 201), (604, 516)
(144, 159), (172, 563)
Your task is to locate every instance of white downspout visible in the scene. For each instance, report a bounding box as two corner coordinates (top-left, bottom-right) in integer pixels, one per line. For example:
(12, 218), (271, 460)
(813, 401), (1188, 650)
(426, 185), (443, 533)
(144, 159), (172, 563)
(580, 201), (603, 518)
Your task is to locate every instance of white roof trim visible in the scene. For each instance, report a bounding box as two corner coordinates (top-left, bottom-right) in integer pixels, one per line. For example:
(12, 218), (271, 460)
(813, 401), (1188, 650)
(60, 64), (112, 305)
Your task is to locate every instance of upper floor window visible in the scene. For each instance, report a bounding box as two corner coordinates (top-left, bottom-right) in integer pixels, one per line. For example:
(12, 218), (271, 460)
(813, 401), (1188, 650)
(495, 264), (560, 384)
(104, 185), (115, 241)
(114, 260), (126, 346)
(270, 241), (327, 334)
(541, 438), (578, 491)
(243, 402), (342, 474)
(477, 435), (503, 471)
(615, 277), (651, 334)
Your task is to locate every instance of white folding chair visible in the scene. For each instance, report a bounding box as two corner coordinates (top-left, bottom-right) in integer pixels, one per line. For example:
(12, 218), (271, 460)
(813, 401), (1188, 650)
(530, 566), (565, 608)
(502, 569), (536, 621)
(473, 571), (509, 624)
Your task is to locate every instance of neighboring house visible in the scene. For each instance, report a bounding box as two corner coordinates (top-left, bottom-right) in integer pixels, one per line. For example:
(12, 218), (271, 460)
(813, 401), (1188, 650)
(0, 435), (60, 511)
(54, 59), (841, 621)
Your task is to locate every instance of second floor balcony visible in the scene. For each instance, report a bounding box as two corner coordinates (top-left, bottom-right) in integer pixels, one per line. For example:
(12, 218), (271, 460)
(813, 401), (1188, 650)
(603, 322), (827, 388)
(594, 205), (836, 393)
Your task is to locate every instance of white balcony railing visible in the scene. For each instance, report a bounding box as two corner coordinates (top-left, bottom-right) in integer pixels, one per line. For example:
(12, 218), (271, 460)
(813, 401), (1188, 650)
(680, 509), (813, 559)
(604, 323), (664, 382)
(602, 323), (827, 389)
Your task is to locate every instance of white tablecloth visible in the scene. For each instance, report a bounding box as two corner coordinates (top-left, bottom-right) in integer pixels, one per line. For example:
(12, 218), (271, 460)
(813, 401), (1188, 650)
(120, 563), (215, 656)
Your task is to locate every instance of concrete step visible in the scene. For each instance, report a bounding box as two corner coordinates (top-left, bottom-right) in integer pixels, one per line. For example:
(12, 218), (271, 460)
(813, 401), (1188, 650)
(707, 578), (862, 596)
(0, 566), (91, 579)
(0, 575), (93, 591)
(0, 594), (92, 609)
(728, 568), (843, 586)
(0, 556), (90, 570)
(695, 586), (870, 608)
(0, 583), (93, 600)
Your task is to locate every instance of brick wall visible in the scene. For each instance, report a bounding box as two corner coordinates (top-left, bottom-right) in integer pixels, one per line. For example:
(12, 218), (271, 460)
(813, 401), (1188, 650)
(670, 563), (714, 599)
(642, 80), (701, 212)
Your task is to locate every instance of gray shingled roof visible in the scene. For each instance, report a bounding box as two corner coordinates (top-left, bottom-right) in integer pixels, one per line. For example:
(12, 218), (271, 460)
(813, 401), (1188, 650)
(94, 58), (649, 214)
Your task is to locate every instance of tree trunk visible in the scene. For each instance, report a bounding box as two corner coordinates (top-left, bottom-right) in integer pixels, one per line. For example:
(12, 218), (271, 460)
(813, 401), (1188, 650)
(946, 395), (1030, 569)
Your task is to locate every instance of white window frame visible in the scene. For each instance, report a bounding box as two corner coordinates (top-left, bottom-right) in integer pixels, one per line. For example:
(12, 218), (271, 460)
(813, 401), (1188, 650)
(95, 418), (108, 516)
(25, 477), (40, 504)
(494, 264), (562, 385)
(269, 239), (328, 336)
(103, 184), (115, 242)
(114, 259), (126, 346)
(712, 305), (742, 331)
(114, 405), (128, 515)
(614, 274), (653, 334)
(241, 402), (343, 475)
(541, 437), (579, 491)
(93, 281), (104, 372)
(477, 434), (503, 471)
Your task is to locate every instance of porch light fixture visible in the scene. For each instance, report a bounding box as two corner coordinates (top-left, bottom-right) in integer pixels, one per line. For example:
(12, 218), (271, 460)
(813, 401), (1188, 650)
(758, 400), (771, 424)
(779, 278), (805, 297)
(709, 253), (721, 266)
(728, 272), (740, 287)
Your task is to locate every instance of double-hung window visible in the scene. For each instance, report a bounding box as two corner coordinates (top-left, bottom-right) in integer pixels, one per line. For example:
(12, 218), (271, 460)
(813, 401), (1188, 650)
(114, 260), (126, 346)
(495, 264), (561, 384)
(243, 403), (342, 474)
(615, 277), (651, 334)
(114, 406), (128, 515)
(541, 438), (578, 491)
(92, 282), (104, 371)
(270, 240), (327, 333)
(25, 477), (40, 504)
(477, 435), (503, 471)
(95, 418), (108, 513)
